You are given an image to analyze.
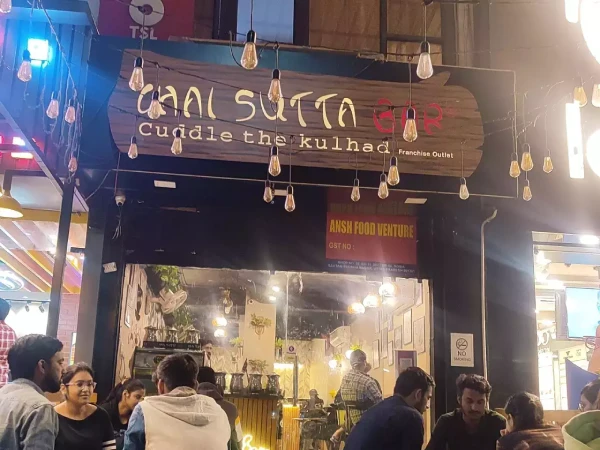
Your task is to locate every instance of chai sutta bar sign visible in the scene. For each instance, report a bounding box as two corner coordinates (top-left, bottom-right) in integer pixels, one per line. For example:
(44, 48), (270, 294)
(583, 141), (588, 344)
(108, 50), (485, 176)
(326, 213), (417, 276)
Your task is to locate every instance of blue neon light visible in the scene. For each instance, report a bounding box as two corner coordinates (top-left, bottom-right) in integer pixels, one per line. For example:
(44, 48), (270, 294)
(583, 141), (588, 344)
(27, 38), (51, 66)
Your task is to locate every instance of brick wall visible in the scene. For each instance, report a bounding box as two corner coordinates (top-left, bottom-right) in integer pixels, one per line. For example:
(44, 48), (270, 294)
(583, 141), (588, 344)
(57, 294), (80, 363)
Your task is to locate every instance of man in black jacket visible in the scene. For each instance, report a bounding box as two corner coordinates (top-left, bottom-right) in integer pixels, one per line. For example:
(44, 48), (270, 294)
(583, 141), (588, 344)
(344, 367), (435, 450)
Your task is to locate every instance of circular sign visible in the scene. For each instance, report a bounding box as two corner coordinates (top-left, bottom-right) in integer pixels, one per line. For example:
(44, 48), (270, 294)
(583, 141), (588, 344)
(456, 338), (469, 351)
(287, 345), (296, 354)
(129, 0), (164, 27)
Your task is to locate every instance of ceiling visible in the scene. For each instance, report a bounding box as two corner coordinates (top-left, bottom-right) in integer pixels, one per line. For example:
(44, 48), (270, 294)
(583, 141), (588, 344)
(0, 217), (87, 295)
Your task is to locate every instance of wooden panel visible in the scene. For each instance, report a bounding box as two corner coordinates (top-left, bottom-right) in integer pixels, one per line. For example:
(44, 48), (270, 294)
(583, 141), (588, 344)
(309, 0), (380, 52)
(193, 0), (214, 39)
(230, 397), (277, 449)
(387, 41), (443, 65)
(109, 51), (485, 177)
(388, 0), (442, 38)
(282, 405), (300, 450)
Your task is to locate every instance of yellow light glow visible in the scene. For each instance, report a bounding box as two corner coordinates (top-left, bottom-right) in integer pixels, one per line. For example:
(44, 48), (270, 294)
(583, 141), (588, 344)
(242, 434), (269, 450)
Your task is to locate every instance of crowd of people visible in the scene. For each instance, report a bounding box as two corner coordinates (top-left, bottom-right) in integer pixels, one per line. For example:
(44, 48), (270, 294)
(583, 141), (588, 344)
(335, 349), (600, 450)
(2, 309), (600, 450)
(0, 331), (241, 450)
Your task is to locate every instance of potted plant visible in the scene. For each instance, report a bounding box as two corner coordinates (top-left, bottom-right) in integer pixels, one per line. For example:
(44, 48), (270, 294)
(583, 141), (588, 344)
(275, 338), (284, 359)
(250, 314), (272, 338)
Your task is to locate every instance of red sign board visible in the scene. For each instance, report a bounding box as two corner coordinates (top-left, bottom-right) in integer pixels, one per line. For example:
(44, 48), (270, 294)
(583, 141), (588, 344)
(98, 0), (195, 41)
(326, 213), (417, 276)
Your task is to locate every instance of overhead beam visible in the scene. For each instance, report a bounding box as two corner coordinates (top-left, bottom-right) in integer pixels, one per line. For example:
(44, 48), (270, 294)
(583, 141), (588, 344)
(0, 249), (47, 292)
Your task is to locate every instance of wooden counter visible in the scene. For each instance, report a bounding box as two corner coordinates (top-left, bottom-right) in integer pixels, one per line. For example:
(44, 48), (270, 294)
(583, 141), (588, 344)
(227, 395), (278, 449)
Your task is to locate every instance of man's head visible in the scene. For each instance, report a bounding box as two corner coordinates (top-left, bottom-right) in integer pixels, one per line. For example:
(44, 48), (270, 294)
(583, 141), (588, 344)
(456, 374), (492, 423)
(155, 353), (199, 394)
(349, 349), (368, 373)
(201, 339), (213, 359)
(197, 366), (217, 385)
(7, 334), (64, 392)
(394, 367), (435, 414)
(0, 298), (10, 321)
(309, 389), (318, 399)
(580, 379), (600, 411)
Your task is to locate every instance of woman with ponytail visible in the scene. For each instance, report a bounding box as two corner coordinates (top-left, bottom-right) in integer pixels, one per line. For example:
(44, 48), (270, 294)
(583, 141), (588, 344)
(100, 379), (145, 450)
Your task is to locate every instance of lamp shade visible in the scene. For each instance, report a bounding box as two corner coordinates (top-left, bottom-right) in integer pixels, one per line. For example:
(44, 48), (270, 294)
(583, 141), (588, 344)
(0, 191), (23, 218)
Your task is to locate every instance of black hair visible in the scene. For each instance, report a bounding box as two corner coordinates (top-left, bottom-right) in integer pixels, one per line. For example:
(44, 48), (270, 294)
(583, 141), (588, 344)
(456, 374), (492, 398)
(156, 353), (198, 391)
(197, 366), (217, 385)
(394, 367), (435, 397)
(0, 298), (9, 321)
(581, 379), (600, 404)
(104, 378), (145, 404)
(7, 334), (63, 380)
(505, 392), (544, 431)
(61, 362), (94, 385)
(201, 339), (214, 347)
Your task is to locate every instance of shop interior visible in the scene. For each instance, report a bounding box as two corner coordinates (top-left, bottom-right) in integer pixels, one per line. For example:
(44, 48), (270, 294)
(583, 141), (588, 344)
(534, 231), (600, 411)
(116, 264), (431, 449)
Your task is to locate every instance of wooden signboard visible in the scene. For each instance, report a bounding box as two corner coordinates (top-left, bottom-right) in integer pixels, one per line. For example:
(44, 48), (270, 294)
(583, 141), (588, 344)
(108, 50), (485, 177)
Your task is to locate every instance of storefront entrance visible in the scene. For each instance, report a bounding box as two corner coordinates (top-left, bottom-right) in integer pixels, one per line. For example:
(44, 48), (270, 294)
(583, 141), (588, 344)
(115, 265), (432, 449)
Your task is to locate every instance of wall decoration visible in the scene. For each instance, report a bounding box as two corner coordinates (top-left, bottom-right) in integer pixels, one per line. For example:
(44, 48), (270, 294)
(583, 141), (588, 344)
(250, 313), (272, 338)
(394, 326), (402, 349)
(372, 339), (380, 369)
(403, 310), (412, 345)
(388, 341), (394, 366)
(415, 282), (423, 307)
(395, 350), (417, 377)
(414, 317), (426, 354)
(381, 328), (388, 359)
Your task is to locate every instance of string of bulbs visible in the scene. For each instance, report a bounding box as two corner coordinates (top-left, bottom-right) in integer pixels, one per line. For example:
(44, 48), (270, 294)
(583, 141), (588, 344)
(121, 0), (598, 208)
(1, 0), (82, 177)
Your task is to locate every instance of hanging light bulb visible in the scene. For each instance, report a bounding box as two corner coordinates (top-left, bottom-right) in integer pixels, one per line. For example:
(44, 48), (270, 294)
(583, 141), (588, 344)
(67, 156), (77, 173)
(593, 84), (600, 107)
(523, 180), (532, 201)
(351, 178), (361, 202)
(241, 30), (258, 70)
(520, 144), (534, 171)
(171, 128), (183, 155)
(574, 85), (588, 107)
(129, 57), (144, 92)
(128, 136), (138, 159)
(459, 177), (469, 200)
(17, 50), (32, 83)
(268, 146), (281, 177)
(263, 181), (274, 203)
(148, 91), (161, 120)
(268, 69), (282, 103)
(403, 107), (418, 142)
(388, 156), (400, 186)
(0, 0), (11, 14)
(378, 173), (389, 199)
(284, 185), (295, 212)
(416, 41), (434, 80)
(509, 154), (521, 178)
(46, 93), (59, 119)
(543, 154), (554, 173)
(64, 100), (76, 124)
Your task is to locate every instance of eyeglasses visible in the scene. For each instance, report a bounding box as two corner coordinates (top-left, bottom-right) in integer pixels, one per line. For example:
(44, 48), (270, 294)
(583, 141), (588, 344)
(65, 381), (97, 390)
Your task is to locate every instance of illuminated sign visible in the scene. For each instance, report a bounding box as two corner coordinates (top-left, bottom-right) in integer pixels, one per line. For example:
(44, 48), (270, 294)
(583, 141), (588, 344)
(242, 435), (269, 450)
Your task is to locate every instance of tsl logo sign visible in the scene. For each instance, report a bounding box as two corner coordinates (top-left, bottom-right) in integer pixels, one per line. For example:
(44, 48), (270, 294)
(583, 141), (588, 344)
(98, 0), (194, 41)
(108, 50), (485, 177)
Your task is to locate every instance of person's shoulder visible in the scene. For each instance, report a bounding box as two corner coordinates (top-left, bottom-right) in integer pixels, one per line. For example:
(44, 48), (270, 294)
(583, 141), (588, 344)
(437, 409), (460, 422)
(91, 405), (111, 422)
(486, 409), (507, 425)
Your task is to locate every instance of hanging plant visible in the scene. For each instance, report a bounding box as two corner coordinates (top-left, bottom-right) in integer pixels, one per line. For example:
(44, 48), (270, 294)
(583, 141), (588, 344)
(230, 337), (244, 348)
(248, 359), (268, 374)
(275, 338), (284, 349)
(146, 265), (181, 295)
(250, 314), (272, 338)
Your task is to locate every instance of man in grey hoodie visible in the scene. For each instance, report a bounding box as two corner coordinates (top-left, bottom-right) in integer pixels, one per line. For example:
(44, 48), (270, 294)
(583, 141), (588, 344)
(124, 353), (230, 450)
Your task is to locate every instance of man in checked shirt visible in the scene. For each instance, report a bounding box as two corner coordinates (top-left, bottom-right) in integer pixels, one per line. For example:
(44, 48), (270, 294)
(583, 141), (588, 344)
(331, 349), (383, 446)
(0, 298), (16, 387)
